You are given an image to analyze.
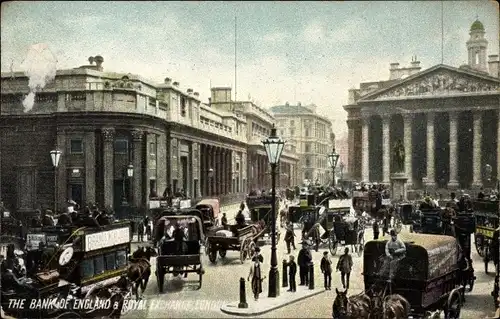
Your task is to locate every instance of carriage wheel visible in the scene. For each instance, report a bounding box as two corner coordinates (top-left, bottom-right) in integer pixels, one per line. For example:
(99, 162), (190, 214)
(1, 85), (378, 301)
(55, 311), (82, 319)
(157, 267), (165, 293)
(329, 237), (338, 256)
(208, 246), (218, 264)
(444, 288), (462, 319)
(219, 249), (227, 258)
(474, 234), (485, 257)
(204, 238), (210, 255)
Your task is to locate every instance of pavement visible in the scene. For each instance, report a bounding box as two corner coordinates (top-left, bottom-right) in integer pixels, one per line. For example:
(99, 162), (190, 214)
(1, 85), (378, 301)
(122, 203), (497, 319)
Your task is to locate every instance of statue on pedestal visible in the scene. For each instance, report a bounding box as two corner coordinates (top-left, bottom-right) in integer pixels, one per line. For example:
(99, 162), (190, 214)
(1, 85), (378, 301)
(392, 140), (405, 173)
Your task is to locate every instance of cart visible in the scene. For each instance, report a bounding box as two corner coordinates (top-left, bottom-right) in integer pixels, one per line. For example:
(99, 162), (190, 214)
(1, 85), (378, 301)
(154, 214), (205, 293)
(205, 223), (266, 264)
(472, 199), (499, 273)
(195, 198), (220, 229)
(363, 233), (466, 318)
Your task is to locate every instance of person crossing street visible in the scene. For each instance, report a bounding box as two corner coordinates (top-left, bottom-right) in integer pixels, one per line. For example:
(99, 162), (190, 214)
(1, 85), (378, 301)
(336, 247), (353, 290)
(320, 251), (332, 290)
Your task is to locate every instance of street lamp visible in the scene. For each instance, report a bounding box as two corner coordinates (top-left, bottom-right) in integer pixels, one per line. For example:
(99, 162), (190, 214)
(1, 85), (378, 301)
(208, 168), (214, 196)
(50, 150), (62, 213)
(262, 124), (285, 298)
(122, 164), (134, 205)
(327, 148), (340, 187)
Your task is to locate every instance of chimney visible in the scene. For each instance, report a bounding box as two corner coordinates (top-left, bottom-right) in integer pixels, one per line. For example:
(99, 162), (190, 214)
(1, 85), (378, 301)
(173, 81), (179, 87)
(285, 101), (289, 106)
(94, 55), (104, 71)
(488, 55), (499, 78)
(208, 97), (211, 107)
(297, 102), (301, 106)
(164, 77), (172, 85)
(389, 62), (401, 80)
(187, 88), (193, 95)
(194, 92), (199, 97)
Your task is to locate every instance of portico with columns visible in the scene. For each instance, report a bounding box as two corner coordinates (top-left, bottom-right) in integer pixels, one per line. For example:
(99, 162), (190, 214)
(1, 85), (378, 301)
(345, 64), (500, 192)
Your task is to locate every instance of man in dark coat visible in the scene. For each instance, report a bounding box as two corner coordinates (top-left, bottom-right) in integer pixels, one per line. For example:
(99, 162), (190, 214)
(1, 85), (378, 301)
(320, 251), (333, 290)
(284, 222), (296, 254)
(297, 242), (312, 286)
(373, 219), (380, 240)
(287, 255), (297, 292)
(137, 220), (145, 242)
(221, 213), (228, 229)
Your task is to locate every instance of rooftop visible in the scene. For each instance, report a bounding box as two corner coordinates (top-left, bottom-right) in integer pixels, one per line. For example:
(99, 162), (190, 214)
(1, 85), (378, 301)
(470, 19), (485, 32)
(269, 104), (313, 114)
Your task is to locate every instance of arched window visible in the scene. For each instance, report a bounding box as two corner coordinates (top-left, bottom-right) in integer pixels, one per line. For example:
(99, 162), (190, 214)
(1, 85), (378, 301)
(475, 52), (479, 65)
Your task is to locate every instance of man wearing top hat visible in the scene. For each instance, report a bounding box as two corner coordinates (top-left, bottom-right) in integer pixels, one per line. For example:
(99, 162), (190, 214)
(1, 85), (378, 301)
(297, 241), (312, 286)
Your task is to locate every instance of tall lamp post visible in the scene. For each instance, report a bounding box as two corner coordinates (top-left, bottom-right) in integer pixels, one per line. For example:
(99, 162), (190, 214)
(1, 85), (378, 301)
(327, 148), (340, 187)
(50, 150), (62, 213)
(262, 125), (285, 298)
(122, 164), (134, 205)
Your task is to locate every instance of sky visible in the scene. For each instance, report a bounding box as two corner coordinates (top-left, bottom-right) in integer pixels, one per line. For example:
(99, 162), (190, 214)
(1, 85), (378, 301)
(1, 1), (499, 137)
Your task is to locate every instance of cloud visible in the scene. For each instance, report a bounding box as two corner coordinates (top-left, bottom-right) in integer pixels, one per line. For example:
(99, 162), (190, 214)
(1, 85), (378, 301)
(262, 31), (287, 43)
(302, 17), (367, 44)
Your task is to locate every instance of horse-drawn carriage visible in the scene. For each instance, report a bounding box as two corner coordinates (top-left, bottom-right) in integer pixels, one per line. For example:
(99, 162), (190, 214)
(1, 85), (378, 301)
(326, 207), (364, 257)
(363, 233), (466, 318)
(473, 199), (499, 273)
(153, 209), (205, 293)
(246, 195), (280, 242)
(195, 198), (220, 229)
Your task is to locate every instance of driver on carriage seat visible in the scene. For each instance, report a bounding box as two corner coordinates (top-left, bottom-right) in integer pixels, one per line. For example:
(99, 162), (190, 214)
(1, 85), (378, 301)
(378, 230), (406, 281)
(0, 253), (35, 294)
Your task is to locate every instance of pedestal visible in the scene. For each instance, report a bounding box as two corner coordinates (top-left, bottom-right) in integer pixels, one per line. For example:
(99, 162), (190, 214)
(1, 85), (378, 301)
(391, 173), (408, 201)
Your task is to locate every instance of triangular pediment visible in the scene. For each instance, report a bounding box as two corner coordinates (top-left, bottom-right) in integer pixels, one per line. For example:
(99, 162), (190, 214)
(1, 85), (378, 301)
(359, 64), (500, 101)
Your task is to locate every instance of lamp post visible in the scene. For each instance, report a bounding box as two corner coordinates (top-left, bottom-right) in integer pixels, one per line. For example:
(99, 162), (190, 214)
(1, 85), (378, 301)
(262, 124), (285, 298)
(327, 148), (340, 187)
(208, 168), (214, 196)
(50, 150), (62, 213)
(122, 164), (134, 205)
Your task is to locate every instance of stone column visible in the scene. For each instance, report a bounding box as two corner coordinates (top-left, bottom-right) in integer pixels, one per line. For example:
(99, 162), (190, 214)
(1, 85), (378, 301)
(85, 130), (96, 203)
(210, 146), (216, 196)
(425, 112), (436, 189)
(402, 114), (413, 188)
(382, 115), (391, 183)
(131, 129), (144, 208)
(472, 111), (482, 188)
(102, 128), (115, 209)
(225, 150), (231, 194)
(447, 112), (459, 189)
(228, 150), (233, 193)
(347, 120), (356, 178)
(361, 117), (370, 182)
(199, 144), (205, 197)
(217, 148), (222, 195)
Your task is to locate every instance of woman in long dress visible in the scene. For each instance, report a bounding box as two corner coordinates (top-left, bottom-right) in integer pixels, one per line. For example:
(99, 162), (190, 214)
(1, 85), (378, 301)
(247, 256), (263, 300)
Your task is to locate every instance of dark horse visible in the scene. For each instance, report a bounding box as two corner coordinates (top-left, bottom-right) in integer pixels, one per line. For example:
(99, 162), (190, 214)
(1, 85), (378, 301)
(128, 246), (157, 300)
(332, 288), (371, 319)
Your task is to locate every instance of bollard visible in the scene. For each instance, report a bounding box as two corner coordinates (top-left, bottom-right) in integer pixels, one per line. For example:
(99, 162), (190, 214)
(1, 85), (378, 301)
(308, 262), (315, 290)
(282, 260), (288, 287)
(238, 277), (248, 309)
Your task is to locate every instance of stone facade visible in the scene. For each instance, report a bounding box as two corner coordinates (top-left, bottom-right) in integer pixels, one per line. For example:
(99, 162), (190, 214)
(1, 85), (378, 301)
(270, 103), (334, 185)
(0, 63), (299, 214)
(344, 21), (500, 191)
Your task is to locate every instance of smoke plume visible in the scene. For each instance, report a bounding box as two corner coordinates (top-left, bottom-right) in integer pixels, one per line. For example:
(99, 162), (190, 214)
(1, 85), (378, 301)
(20, 43), (58, 113)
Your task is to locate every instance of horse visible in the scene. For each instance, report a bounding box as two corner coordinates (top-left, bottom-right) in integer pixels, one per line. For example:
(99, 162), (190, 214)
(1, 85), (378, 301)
(332, 288), (371, 319)
(127, 246), (157, 300)
(382, 294), (411, 319)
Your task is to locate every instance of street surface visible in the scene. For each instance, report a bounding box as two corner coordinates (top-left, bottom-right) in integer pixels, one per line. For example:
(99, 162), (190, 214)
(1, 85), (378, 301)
(123, 204), (496, 319)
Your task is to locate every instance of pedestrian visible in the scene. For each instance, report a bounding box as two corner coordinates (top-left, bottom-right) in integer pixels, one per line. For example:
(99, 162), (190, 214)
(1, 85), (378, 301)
(221, 213), (228, 229)
(382, 216), (389, 236)
(287, 255), (297, 292)
(373, 219), (380, 240)
(297, 241), (312, 286)
(253, 246), (264, 263)
(284, 222), (296, 254)
(248, 253), (263, 300)
(137, 220), (144, 242)
(336, 247), (353, 290)
(320, 251), (332, 290)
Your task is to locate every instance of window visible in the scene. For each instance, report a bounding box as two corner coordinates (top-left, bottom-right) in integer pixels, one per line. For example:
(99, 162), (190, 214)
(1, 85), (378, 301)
(80, 259), (95, 279)
(105, 253), (116, 271)
(305, 143), (311, 153)
(290, 120), (294, 126)
(66, 92), (86, 101)
(70, 139), (83, 154)
(150, 142), (156, 156)
(149, 179), (157, 198)
(180, 97), (187, 117)
(114, 139), (128, 154)
(305, 128), (310, 137)
(116, 251), (127, 268)
(149, 97), (157, 109)
(94, 255), (105, 275)
(305, 157), (311, 167)
(290, 128), (295, 136)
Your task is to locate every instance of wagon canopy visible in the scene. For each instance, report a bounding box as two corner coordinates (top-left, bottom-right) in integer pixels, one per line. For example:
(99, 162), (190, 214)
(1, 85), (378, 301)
(196, 198), (220, 221)
(363, 233), (459, 281)
(154, 215), (204, 243)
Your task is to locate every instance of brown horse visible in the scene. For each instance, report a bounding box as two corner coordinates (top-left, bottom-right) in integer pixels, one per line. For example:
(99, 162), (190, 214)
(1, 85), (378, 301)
(332, 288), (372, 319)
(128, 246), (157, 300)
(383, 294), (411, 319)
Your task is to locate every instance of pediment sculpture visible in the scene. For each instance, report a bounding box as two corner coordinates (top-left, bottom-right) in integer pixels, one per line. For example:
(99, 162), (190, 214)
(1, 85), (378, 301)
(374, 71), (499, 99)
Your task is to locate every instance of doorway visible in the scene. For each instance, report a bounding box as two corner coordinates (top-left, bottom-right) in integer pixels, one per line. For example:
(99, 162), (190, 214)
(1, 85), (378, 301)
(181, 156), (188, 195)
(69, 183), (84, 207)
